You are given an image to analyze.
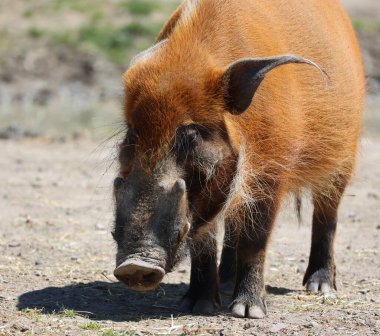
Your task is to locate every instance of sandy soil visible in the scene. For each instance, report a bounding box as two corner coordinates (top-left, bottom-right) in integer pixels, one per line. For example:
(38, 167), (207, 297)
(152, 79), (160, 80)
(0, 136), (379, 336)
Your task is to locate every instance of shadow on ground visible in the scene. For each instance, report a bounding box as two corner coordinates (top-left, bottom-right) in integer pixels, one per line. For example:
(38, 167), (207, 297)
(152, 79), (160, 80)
(17, 281), (188, 321)
(17, 281), (297, 321)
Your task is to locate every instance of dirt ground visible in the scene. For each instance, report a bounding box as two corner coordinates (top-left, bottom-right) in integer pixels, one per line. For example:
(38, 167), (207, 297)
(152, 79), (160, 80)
(0, 135), (379, 336)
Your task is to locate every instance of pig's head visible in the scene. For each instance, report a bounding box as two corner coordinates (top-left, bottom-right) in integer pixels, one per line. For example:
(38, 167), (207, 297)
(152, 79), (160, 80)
(112, 39), (323, 291)
(112, 118), (238, 291)
(113, 149), (190, 291)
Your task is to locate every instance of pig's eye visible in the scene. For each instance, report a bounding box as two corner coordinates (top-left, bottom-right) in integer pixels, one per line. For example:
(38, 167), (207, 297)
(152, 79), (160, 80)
(174, 125), (200, 154)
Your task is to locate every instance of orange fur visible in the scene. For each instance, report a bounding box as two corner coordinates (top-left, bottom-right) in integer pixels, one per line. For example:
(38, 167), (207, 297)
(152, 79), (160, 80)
(123, 0), (364, 210)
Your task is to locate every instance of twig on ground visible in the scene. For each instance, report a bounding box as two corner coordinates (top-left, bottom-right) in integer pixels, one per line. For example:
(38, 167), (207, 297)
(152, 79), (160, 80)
(101, 271), (116, 283)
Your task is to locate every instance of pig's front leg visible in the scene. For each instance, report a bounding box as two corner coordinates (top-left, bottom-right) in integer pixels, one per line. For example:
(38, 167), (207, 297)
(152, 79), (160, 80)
(180, 237), (220, 314)
(219, 224), (238, 293)
(230, 196), (280, 319)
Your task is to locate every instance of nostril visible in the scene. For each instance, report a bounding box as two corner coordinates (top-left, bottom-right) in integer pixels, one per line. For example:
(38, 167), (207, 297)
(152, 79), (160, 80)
(142, 271), (159, 284)
(117, 274), (131, 286)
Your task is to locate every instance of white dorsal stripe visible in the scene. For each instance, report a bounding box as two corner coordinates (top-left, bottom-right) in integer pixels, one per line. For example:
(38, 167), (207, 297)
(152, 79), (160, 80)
(181, 0), (200, 23)
(129, 38), (168, 67)
(129, 0), (200, 68)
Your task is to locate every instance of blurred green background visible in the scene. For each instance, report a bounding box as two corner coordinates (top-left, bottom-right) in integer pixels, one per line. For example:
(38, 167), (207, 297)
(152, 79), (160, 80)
(0, 0), (379, 139)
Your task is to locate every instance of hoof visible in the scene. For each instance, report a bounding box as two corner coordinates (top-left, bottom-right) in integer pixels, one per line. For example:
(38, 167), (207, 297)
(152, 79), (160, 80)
(304, 268), (336, 296)
(179, 296), (218, 314)
(230, 301), (266, 319)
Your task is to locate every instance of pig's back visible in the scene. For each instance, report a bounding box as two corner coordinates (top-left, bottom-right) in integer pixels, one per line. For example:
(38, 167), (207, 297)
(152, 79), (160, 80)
(240, 0), (365, 189)
(205, 0), (364, 190)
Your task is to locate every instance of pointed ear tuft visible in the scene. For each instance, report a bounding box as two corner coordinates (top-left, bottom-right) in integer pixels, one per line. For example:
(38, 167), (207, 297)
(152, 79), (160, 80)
(223, 54), (326, 115)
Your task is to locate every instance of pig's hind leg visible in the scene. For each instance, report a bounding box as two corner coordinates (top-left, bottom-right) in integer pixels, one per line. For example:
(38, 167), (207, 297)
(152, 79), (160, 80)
(303, 173), (349, 294)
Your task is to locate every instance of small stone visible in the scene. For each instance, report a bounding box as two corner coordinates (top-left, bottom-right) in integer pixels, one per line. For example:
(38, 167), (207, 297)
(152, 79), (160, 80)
(309, 321), (319, 328)
(347, 211), (361, 223)
(35, 260), (42, 266)
(8, 243), (21, 248)
(270, 323), (288, 333)
(297, 263), (306, 273)
(19, 326), (29, 332)
(95, 223), (106, 231)
(367, 192), (379, 199)
(347, 211), (357, 219)
(244, 322), (254, 329)
(365, 319), (375, 327)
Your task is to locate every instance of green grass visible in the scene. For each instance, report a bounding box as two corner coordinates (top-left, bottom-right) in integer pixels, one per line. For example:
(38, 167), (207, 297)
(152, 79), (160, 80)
(0, 29), (11, 51)
(121, 0), (161, 16)
(80, 321), (101, 331)
(19, 308), (43, 323)
(51, 0), (104, 13)
(50, 20), (161, 65)
(23, 9), (34, 18)
(20, 308), (42, 317)
(78, 25), (134, 64)
(2, 0), (181, 65)
(27, 27), (45, 39)
(353, 19), (380, 33)
(125, 21), (161, 37)
(90, 11), (105, 24)
(20, 307), (79, 319)
(102, 331), (119, 336)
(59, 308), (78, 318)
(102, 331), (142, 336)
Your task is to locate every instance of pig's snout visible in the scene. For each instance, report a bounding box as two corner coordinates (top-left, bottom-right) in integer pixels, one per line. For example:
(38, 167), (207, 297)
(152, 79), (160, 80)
(114, 260), (165, 291)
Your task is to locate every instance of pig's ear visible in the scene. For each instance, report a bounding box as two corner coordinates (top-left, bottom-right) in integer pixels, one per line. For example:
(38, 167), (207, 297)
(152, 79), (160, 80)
(222, 54), (325, 115)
